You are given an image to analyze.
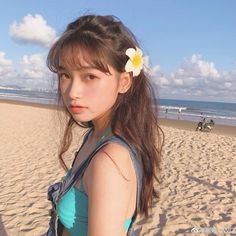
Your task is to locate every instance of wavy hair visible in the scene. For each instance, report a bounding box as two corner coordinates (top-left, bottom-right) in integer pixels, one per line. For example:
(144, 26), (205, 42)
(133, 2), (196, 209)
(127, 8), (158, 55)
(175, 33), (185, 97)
(47, 14), (164, 218)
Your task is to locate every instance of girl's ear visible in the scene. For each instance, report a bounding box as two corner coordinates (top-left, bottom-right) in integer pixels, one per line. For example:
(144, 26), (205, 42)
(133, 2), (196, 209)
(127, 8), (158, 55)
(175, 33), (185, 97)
(118, 72), (132, 94)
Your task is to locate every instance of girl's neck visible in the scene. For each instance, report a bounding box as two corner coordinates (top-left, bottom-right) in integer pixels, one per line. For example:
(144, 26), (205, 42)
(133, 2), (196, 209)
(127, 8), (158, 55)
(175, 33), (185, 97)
(90, 125), (112, 143)
(91, 114), (111, 140)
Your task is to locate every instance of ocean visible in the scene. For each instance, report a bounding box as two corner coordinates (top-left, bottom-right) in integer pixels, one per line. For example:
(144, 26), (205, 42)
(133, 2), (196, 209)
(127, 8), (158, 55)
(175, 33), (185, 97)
(0, 88), (58, 105)
(1, 88), (236, 126)
(158, 99), (236, 126)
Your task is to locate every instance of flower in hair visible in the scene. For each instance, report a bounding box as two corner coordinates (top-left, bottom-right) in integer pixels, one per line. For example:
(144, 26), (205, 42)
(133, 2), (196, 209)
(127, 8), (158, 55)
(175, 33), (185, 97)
(125, 47), (144, 77)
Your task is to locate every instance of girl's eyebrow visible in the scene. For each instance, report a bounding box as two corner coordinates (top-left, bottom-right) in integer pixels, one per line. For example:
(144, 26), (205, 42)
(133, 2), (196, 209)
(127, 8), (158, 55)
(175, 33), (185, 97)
(78, 66), (101, 71)
(57, 66), (67, 71)
(57, 65), (99, 71)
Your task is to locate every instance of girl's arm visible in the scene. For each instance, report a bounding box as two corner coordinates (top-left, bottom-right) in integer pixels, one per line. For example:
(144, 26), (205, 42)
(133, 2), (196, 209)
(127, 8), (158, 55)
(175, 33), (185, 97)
(87, 143), (134, 236)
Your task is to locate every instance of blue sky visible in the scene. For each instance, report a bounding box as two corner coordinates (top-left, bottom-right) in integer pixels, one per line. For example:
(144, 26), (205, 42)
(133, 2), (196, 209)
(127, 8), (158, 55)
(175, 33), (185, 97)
(0, 0), (236, 102)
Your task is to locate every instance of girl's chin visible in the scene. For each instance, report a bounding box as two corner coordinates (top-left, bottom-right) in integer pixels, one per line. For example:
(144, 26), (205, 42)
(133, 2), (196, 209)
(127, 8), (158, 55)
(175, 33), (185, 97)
(72, 114), (92, 123)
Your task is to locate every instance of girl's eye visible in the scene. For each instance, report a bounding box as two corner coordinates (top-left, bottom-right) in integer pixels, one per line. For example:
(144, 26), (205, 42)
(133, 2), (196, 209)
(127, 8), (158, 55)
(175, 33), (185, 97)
(59, 73), (70, 80)
(86, 74), (97, 80)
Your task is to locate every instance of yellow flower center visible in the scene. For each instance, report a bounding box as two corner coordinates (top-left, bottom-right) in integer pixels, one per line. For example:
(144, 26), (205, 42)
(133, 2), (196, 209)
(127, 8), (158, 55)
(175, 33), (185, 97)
(132, 54), (142, 67)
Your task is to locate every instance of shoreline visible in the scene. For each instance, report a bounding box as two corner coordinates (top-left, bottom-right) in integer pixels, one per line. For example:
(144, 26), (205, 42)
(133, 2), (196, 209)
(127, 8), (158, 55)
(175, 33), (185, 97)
(0, 98), (58, 110)
(1, 98), (236, 137)
(159, 118), (236, 137)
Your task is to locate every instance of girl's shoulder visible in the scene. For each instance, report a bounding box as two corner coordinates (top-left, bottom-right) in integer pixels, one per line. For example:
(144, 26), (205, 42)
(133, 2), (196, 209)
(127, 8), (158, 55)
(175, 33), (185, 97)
(90, 140), (136, 182)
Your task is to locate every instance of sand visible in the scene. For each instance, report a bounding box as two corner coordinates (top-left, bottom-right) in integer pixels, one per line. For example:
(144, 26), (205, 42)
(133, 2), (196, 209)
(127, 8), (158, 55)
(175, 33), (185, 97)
(0, 100), (236, 236)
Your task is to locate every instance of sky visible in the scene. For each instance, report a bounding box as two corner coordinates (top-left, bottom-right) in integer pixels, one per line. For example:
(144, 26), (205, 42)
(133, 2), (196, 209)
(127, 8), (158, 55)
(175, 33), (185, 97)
(0, 0), (236, 102)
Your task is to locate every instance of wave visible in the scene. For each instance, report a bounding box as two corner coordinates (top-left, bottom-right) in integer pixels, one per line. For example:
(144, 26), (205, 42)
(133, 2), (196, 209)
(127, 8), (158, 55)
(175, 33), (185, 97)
(0, 92), (57, 105)
(159, 105), (187, 111)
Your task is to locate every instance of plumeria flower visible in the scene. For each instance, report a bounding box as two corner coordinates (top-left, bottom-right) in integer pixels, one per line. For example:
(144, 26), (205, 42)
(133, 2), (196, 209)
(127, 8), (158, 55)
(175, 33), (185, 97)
(125, 47), (144, 77)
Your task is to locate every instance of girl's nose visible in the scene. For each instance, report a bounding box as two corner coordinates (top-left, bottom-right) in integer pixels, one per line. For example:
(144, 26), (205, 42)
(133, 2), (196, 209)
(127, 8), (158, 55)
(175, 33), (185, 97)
(68, 78), (83, 100)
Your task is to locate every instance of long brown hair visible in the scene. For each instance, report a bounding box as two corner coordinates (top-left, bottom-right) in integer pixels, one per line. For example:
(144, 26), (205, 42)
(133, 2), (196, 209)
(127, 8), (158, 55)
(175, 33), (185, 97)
(47, 15), (164, 219)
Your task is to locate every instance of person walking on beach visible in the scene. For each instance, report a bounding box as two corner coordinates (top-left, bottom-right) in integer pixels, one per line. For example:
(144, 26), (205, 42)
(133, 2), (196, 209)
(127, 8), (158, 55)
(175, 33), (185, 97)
(178, 108), (182, 120)
(165, 108), (169, 118)
(45, 14), (163, 236)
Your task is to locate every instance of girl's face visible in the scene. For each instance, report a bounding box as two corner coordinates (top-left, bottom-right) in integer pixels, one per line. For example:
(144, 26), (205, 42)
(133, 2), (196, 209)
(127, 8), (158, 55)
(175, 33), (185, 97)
(58, 59), (122, 124)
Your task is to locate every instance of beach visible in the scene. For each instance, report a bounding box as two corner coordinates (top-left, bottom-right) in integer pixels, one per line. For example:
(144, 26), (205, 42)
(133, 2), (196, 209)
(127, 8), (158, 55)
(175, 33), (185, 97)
(0, 100), (236, 236)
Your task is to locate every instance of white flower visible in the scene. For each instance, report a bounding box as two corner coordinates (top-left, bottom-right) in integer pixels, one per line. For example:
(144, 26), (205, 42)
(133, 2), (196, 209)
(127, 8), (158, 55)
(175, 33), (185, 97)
(125, 47), (144, 77)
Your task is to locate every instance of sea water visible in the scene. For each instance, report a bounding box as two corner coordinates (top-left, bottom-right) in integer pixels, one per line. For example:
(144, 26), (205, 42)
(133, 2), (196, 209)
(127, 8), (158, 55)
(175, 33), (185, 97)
(0, 88), (58, 105)
(0, 88), (236, 126)
(158, 99), (236, 126)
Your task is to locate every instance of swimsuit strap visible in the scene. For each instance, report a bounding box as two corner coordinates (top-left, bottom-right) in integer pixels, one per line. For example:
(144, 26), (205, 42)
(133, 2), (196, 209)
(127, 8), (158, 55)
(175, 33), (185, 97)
(71, 128), (93, 168)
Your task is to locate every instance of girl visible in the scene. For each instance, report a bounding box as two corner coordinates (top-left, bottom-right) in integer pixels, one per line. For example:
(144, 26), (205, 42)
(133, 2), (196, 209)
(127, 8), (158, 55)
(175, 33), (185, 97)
(45, 14), (163, 236)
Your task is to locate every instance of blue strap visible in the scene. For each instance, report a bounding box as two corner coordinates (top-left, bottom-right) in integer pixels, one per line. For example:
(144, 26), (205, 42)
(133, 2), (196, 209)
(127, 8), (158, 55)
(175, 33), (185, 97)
(71, 128), (93, 168)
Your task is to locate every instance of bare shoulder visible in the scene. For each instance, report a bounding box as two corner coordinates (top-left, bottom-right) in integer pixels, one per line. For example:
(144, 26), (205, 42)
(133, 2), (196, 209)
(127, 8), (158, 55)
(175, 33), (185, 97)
(85, 142), (137, 235)
(89, 142), (135, 182)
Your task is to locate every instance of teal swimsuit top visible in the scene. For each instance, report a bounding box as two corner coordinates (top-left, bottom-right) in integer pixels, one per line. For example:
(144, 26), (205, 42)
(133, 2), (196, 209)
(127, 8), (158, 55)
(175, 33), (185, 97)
(56, 170), (132, 235)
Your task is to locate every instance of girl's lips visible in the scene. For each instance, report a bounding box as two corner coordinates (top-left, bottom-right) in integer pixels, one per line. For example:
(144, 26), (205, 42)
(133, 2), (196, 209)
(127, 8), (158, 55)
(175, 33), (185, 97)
(70, 106), (87, 114)
(71, 105), (86, 108)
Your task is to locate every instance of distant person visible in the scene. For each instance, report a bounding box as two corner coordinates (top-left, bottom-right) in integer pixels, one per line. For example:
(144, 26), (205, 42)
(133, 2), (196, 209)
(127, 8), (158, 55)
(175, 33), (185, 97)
(44, 14), (164, 236)
(165, 108), (169, 118)
(178, 108), (182, 120)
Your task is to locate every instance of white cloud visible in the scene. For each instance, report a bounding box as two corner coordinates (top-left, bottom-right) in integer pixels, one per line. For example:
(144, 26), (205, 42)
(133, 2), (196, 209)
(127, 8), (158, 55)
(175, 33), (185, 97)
(9, 14), (57, 48)
(189, 54), (220, 79)
(0, 52), (16, 83)
(0, 52), (12, 66)
(143, 56), (161, 76)
(0, 53), (56, 90)
(21, 53), (48, 79)
(19, 53), (55, 89)
(149, 54), (236, 102)
(0, 51), (235, 102)
(158, 76), (170, 86)
(224, 82), (231, 88)
(174, 78), (184, 86)
(177, 54), (220, 80)
(143, 55), (162, 82)
(0, 67), (17, 81)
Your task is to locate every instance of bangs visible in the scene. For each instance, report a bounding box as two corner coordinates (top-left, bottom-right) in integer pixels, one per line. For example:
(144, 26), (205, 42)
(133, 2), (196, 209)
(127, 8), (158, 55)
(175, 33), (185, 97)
(47, 33), (111, 74)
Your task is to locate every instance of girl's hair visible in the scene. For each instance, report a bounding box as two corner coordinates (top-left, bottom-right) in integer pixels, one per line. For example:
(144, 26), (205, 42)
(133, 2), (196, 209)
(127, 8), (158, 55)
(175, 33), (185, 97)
(47, 14), (164, 219)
